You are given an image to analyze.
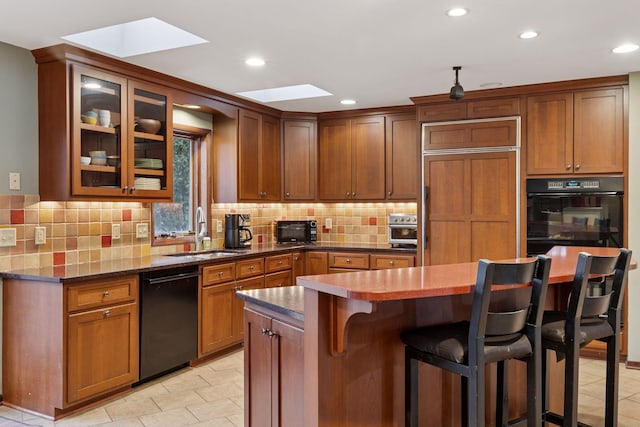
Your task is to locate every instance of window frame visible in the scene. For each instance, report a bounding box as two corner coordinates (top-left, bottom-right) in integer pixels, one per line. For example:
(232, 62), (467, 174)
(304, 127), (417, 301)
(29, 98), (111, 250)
(152, 124), (211, 247)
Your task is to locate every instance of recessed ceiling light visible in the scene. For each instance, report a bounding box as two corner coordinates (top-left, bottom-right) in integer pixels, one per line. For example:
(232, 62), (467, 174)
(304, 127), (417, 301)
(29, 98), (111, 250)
(520, 31), (539, 39)
(447, 7), (468, 17)
(237, 84), (332, 103)
(62, 17), (208, 58)
(612, 43), (639, 54)
(340, 99), (357, 105)
(480, 82), (503, 89)
(245, 57), (266, 67)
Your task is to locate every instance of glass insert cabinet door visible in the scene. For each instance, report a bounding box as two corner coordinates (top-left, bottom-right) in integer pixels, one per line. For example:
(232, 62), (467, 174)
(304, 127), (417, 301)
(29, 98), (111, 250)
(71, 65), (172, 199)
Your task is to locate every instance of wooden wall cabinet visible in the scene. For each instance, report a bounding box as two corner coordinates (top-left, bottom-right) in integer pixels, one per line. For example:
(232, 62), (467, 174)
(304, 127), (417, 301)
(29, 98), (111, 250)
(37, 59), (173, 201)
(318, 116), (386, 200)
(417, 98), (520, 123)
(283, 119), (317, 200)
(244, 308), (304, 427)
(385, 113), (418, 200)
(3, 275), (139, 418)
(526, 88), (624, 175)
(238, 109), (282, 201)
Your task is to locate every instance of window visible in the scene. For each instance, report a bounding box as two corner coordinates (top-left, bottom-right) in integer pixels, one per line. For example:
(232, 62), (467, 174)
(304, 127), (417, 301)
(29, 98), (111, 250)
(152, 125), (210, 245)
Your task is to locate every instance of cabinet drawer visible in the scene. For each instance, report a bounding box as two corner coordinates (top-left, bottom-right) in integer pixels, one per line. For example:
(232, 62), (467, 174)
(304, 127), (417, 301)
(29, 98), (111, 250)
(202, 263), (235, 286)
(67, 275), (138, 312)
(370, 254), (416, 270)
(266, 254), (293, 273)
(265, 270), (292, 288)
(328, 252), (369, 270)
(236, 258), (265, 279)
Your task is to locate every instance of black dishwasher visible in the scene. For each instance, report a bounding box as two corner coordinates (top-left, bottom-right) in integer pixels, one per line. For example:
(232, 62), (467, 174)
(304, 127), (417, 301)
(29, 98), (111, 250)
(138, 265), (199, 383)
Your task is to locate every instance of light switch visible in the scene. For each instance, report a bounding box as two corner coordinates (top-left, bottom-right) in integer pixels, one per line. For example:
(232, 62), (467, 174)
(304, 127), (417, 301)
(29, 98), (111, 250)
(35, 226), (46, 245)
(9, 172), (20, 191)
(112, 223), (121, 240)
(325, 218), (333, 230)
(216, 220), (223, 233)
(136, 223), (149, 239)
(0, 228), (17, 247)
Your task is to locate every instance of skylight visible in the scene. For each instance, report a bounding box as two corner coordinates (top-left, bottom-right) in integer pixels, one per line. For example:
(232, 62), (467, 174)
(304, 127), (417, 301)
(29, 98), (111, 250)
(61, 17), (208, 58)
(237, 84), (332, 103)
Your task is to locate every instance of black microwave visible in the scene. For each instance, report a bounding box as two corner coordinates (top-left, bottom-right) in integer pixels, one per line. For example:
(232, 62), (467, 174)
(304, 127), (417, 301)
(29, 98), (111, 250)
(276, 220), (317, 243)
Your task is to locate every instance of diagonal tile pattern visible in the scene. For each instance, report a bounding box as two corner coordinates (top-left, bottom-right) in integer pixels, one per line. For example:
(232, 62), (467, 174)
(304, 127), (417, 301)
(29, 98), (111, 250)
(2, 352), (640, 426)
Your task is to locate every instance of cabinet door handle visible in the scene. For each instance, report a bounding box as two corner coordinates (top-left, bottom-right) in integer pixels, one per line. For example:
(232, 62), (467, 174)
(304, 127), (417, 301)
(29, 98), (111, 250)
(122, 186), (128, 193)
(130, 187), (136, 193)
(565, 164), (572, 170)
(575, 163), (581, 170)
(346, 191), (351, 197)
(103, 291), (110, 297)
(388, 191), (392, 196)
(352, 192), (356, 198)
(103, 310), (111, 318)
(267, 330), (277, 338)
(285, 192), (290, 198)
(261, 328), (269, 335)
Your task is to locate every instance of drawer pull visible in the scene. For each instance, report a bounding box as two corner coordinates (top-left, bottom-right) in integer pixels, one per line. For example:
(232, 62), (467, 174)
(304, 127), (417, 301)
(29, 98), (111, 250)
(103, 291), (110, 297)
(346, 258), (351, 264)
(104, 310), (111, 318)
(218, 271), (224, 277)
(389, 261), (395, 266)
(249, 265), (254, 270)
(278, 260), (283, 265)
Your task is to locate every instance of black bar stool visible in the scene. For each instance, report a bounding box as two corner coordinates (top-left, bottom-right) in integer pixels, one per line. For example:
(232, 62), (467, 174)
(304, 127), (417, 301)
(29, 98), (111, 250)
(541, 248), (632, 427)
(401, 255), (552, 427)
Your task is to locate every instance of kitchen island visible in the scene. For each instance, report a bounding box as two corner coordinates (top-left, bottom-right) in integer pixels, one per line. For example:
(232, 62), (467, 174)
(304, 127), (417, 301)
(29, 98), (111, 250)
(239, 246), (631, 426)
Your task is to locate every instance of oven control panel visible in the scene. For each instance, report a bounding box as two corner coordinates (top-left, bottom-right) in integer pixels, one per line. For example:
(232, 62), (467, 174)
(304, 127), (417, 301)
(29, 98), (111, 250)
(389, 213), (417, 225)
(547, 180), (600, 190)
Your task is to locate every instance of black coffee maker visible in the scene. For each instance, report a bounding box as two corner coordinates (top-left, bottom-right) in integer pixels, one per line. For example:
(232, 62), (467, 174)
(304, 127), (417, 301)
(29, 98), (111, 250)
(224, 214), (253, 248)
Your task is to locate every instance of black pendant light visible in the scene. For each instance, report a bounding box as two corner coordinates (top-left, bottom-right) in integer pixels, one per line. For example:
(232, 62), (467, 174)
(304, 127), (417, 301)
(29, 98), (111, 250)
(449, 66), (464, 100)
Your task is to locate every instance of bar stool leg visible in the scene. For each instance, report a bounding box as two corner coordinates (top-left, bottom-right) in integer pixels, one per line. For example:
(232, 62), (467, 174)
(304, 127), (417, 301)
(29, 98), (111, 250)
(461, 376), (468, 427)
(605, 335), (619, 427)
(527, 349), (542, 427)
(542, 349), (549, 426)
(496, 360), (508, 427)
(563, 344), (580, 427)
(405, 348), (419, 427)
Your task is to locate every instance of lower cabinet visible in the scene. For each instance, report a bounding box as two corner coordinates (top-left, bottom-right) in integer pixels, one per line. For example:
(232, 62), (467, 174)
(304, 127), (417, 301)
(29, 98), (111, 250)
(245, 308), (304, 427)
(2, 274), (139, 419)
(67, 301), (138, 403)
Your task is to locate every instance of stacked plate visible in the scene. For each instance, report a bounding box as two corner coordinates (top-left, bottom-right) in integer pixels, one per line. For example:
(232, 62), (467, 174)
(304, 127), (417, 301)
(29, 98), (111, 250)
(135, 158), (163, 169)
(134, 177), (161, 190)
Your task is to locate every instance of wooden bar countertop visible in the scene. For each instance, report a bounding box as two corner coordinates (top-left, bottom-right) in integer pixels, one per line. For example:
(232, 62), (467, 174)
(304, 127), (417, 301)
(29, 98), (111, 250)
(297, 246), (632, 301)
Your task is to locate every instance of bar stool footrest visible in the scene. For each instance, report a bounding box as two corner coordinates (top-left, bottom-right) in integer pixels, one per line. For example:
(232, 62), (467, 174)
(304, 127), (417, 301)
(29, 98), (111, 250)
(543, 411), (594, 427)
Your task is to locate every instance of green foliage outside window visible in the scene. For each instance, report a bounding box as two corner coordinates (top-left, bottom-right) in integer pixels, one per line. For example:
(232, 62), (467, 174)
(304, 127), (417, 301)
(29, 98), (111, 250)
(153, 136), (193, 236)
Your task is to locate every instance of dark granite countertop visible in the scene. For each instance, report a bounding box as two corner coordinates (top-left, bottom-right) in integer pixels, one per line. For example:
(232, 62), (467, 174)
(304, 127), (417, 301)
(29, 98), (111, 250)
(0, 243), (416, 282)
(236, 286), (304, 323)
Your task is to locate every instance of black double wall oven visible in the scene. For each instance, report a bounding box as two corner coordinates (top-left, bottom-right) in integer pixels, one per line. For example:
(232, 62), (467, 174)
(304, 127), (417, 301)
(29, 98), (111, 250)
(526, 176), (624, 256)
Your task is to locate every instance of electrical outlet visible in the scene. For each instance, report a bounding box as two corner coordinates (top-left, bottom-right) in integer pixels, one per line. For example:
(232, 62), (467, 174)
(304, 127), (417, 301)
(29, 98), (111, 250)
(0, 228), (17, 247)
(112, 223), (121, 240)
(35, 226), (46, 245)
(9, 172), (20, 191)
(136, 223), (149, 239)
(325, 218), (333, 230)
(216, 220), (223, 233)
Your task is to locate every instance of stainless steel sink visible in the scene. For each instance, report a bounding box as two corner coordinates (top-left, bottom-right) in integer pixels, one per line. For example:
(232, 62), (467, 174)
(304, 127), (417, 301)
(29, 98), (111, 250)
(166, 250), (239, 258)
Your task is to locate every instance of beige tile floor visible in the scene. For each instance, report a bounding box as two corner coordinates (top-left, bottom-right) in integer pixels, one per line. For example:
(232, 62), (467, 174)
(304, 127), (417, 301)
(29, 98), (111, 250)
(1, 354), (640, 426)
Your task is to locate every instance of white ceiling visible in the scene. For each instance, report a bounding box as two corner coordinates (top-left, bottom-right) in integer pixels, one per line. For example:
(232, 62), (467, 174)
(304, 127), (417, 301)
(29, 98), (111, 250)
(2, 0), (640, 113)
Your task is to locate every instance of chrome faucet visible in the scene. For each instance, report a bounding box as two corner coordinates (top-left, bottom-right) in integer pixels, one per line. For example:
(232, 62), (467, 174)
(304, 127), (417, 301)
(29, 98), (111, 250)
(195, 206), (207, 251)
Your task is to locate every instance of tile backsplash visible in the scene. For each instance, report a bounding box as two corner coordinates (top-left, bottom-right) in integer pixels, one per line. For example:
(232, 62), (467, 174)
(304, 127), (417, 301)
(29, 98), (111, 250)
(0, 194), (416, 271)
